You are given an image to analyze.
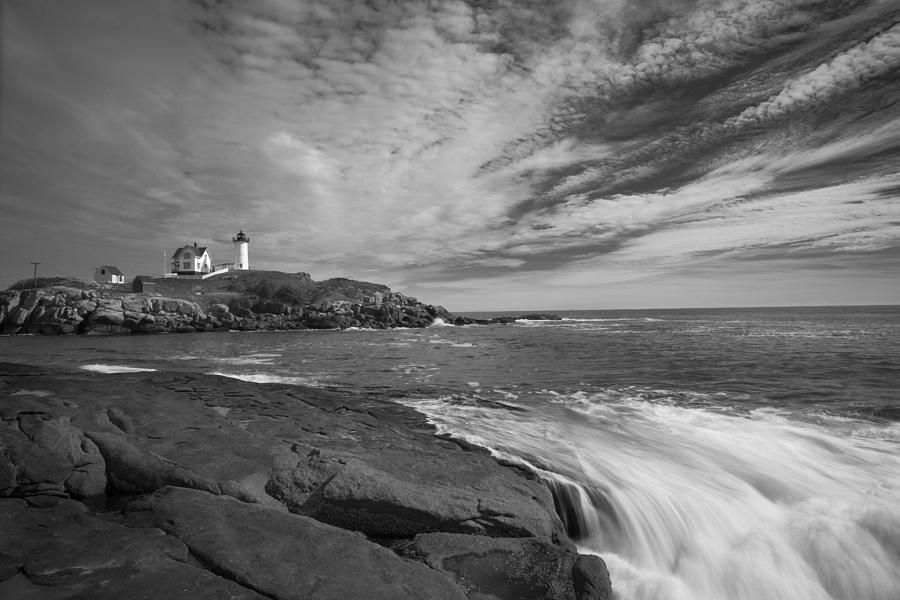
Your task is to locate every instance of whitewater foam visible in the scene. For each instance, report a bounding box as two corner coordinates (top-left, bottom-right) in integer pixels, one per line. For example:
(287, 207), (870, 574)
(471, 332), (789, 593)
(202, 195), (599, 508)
(208, 353), (281, 366)
(207, 371), (327, 387)
(402, 388), (900, 600)
(80, 364), (158, 374)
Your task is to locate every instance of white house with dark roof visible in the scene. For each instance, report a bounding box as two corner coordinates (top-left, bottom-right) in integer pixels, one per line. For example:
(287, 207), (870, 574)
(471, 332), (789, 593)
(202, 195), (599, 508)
(171, 243), (212, 275)
(94, 265), (125, 284)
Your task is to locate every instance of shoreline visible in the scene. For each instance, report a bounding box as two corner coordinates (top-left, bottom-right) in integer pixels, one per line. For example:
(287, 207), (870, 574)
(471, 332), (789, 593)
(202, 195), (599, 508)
(0, 286), (562, 336)
(0, 361), (611, 599)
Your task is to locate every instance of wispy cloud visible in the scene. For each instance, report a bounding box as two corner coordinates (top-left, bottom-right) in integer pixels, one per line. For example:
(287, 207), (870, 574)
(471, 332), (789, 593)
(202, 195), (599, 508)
(727, 21), (900, 128)
(1, 0), (899, 307)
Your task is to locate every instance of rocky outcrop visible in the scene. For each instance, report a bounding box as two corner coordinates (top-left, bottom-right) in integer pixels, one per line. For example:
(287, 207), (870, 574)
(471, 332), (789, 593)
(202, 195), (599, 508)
(128, 487), (468, 600)
(302, 456), (559, 539)
(400, 533), (612, 600)
(0, 363), (613, 599)
(0, 287), (453, 335)
(0, 495), (267, 599)
(0, 408), (106, 498)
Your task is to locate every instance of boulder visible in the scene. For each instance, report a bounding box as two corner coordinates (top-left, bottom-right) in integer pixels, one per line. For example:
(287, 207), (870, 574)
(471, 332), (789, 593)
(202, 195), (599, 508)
(149, 297), (201, 317)
(305, 315), (339, 329)
(129, 487), (467, 600)
(73, 299), (98, 317)
(1, 306), (31, 332)
(23, 306), (64, 334)
(0, 414), (106, 498)
(0, 290), (21, 313)
(573, 554), (613, 600)
(233, 307), (255, 319)
(121, 295), (148, 313)
(134, 323), (168, 334)
(208, 303), (230, 315)
(302, 457), (560, 539)
(17, 291), (40, 310)
(0, 496), (265, 599)
(85, 298), (125, 327)
(401, 533), (612, 600)
(81, 323), (130, 335)
(84, 430), (217, 496)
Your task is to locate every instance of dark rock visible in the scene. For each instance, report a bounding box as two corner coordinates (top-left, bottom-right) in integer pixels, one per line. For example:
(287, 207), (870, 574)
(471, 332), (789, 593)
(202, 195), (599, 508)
(0, 366), (607, 599)
(86, 299), (125, 326)
(233, 307), (256, 319)
(305, 315), (339, 329)
(0, 275), (466, 334)
(0, 496), (265, 599)
(209, 303), (229, 315)
(302, 456), (560, 540)
(84, 430), (217, 496)
(1, 306), (30, 333)
(121, 295), (148, 313)
(82, 323), (130, 335)
(573, 554), (613, 600)
(134, 323), (168, 334)
(402, 532), (613, 600)
(490, 316), (518, 324)
(0, 415), (106, 498)
(130, 486), (467, 600)
(106, 407), (135, 435)
(518, 313), (563, 320)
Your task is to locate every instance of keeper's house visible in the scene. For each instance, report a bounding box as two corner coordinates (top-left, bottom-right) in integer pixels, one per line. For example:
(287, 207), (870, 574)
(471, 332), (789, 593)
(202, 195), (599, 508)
(172, 243), (212, 275)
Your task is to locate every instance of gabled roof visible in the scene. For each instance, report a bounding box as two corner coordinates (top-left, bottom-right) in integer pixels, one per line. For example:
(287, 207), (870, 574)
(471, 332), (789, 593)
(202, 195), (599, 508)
(172, 245), (209, 259)
(98, 265), (124, 276)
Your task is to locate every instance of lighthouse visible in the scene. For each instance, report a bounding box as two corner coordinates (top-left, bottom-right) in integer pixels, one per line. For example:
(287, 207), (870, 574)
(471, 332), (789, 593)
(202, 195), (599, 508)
(233, 229), (250, 270)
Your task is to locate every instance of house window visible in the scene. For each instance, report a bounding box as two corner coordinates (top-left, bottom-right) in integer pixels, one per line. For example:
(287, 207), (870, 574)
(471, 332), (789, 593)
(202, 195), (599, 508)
(183, 261), (191, 270)
(185, 252), (191, 259)
(101, 269), (106, 275)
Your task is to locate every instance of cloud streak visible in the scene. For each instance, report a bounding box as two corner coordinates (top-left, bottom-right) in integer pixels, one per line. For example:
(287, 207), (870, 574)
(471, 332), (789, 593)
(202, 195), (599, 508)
(1, 0), (899, 308)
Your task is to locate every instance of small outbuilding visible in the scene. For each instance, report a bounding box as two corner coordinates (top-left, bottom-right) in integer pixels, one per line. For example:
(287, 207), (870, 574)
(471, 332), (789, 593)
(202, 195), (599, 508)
(131, 276), (157, 293)
(94, 265), (125, 285)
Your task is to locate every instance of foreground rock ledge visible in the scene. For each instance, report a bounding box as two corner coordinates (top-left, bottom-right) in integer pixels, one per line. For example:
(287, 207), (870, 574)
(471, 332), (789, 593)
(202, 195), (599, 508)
(0, 362), (611, 600)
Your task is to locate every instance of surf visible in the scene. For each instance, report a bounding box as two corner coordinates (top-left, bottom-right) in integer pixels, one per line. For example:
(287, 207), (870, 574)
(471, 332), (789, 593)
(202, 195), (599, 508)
(404, 389), (900, 600)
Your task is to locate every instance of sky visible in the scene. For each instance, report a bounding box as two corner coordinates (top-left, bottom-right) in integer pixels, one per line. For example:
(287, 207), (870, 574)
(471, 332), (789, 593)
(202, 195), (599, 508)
(1, 0), (899, 311)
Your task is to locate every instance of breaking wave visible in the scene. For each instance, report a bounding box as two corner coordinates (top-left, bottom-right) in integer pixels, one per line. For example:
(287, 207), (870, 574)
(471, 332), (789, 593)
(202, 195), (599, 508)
(403, 388), (900, 600)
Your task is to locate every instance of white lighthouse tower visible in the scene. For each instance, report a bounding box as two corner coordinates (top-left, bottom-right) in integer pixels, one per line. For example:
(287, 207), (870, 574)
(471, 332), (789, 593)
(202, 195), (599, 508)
(233, 229), (250, 270)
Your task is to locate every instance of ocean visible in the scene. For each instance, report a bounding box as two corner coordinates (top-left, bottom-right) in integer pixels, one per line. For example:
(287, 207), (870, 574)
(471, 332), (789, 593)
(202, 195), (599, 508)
(2, 305), (899, 600)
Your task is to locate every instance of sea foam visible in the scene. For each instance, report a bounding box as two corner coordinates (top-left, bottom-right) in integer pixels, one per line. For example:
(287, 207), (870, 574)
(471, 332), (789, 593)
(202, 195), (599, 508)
(80, 364), (158, 374)
(207, 371), (327, 387)
(403, 388), (900, 600)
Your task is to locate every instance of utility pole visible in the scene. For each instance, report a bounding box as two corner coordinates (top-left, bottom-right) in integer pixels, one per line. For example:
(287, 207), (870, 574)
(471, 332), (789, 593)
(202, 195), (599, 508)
(30, 262), (41, 288)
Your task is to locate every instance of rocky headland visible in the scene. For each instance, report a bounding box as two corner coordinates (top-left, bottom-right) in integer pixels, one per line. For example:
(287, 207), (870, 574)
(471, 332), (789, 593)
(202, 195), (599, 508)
(0, 272), (561, 335)
(0, 362), (611, 599)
